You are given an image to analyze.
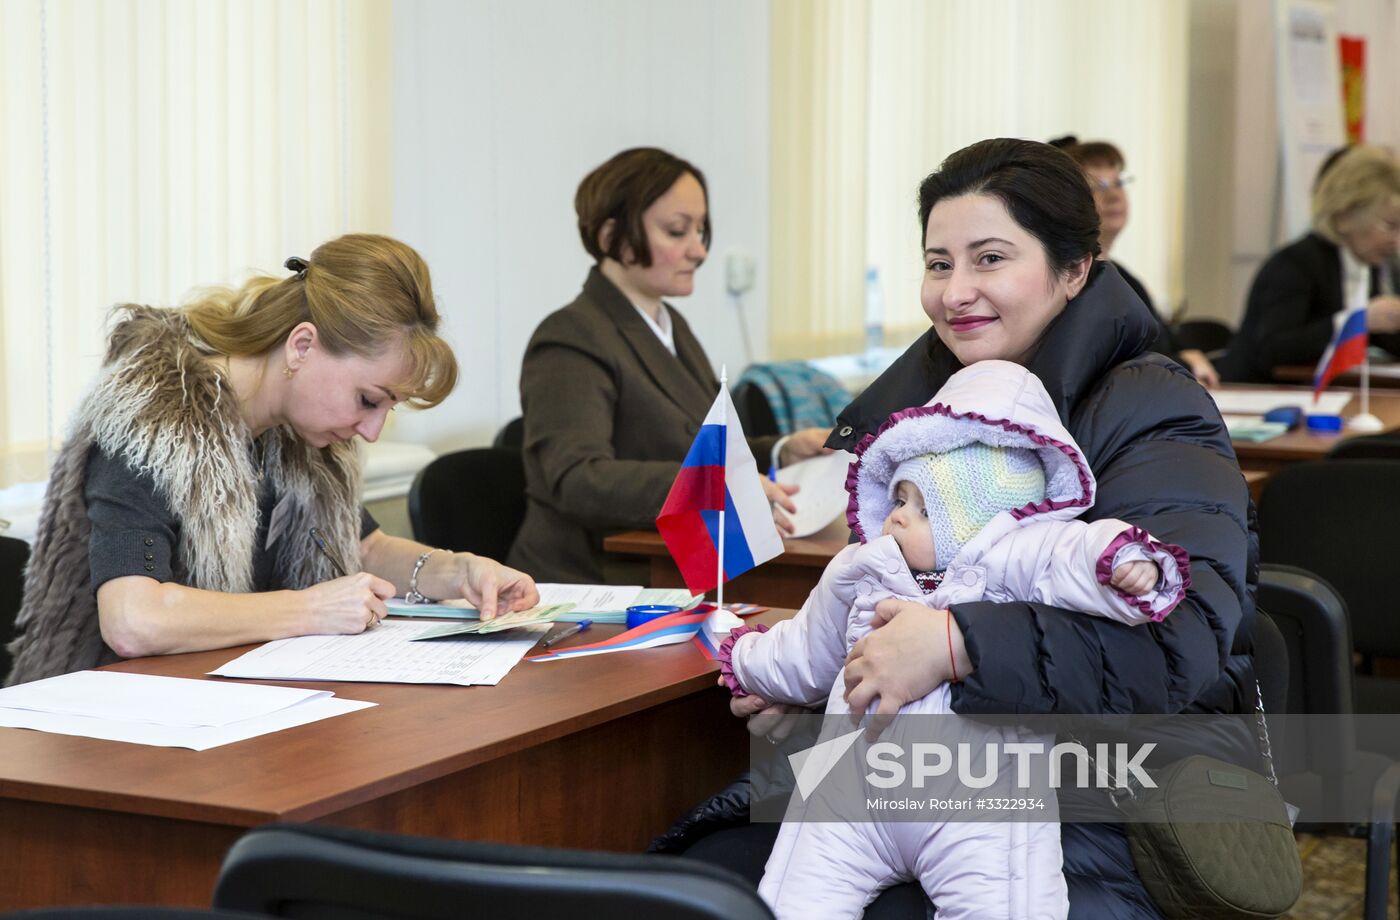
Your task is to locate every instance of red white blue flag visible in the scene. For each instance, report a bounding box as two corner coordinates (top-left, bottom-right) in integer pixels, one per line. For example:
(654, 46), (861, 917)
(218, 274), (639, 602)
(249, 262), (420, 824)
(655, 388), (783, 596)
(1313, 305), (1369, 399)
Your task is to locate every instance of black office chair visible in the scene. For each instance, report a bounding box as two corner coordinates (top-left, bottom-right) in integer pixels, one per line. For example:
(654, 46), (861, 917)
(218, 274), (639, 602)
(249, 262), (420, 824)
(213, 823), (774, 920)
(407, 448), (526, 560)
(0, 534), (30, 684)
(492, 417), (524, 450)
(1327, 433), (1400, 461)
(1256, 564), (1400, 920)
(1258, 459), (1400, 722)
(0, 910), (261, 919)
(731, 381), (781, 440)
(1170, 318), (1233, 356)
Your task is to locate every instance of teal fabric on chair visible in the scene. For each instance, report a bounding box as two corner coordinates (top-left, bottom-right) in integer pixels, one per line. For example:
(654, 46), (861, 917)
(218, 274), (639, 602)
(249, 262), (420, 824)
(732, 362), (851, 437)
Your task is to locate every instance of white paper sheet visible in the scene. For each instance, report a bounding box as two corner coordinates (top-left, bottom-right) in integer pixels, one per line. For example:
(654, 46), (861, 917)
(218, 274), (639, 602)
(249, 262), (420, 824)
(0, 670), (331, 727)
(0, 696), (374, 751)
(209, 620), (546, 686)
(1209, 389), (1350, 417)
(775, 450), (855, 538)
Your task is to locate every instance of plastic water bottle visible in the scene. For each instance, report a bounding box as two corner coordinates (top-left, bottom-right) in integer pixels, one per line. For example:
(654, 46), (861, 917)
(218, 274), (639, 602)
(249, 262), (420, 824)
(864, 267), (883, 366)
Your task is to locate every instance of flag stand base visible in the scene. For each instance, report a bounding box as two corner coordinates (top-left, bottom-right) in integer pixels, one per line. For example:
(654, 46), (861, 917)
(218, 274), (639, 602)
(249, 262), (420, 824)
(1347, 412), (1385, 432)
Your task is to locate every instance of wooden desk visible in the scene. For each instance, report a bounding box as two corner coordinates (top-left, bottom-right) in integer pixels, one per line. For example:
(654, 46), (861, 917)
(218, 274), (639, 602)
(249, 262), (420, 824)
(604, 530), (849, 608)
(1222, 384), (1400, 474)
(0, 614), (786, 910)
(1243, 469), (1267, 504)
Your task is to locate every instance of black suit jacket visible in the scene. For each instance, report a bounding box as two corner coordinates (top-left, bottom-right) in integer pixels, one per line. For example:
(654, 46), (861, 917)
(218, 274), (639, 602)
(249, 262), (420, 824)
(509, 268), (775, 584)
(1221, 232), (1400, 382)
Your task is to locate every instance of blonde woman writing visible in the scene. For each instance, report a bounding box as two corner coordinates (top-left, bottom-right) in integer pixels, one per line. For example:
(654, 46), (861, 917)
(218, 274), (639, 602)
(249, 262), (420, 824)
(6, 234), (537, 685)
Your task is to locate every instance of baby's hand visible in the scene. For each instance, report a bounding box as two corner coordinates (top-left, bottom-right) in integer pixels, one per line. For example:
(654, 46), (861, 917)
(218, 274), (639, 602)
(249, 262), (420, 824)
(1111, 560), (1160, 596)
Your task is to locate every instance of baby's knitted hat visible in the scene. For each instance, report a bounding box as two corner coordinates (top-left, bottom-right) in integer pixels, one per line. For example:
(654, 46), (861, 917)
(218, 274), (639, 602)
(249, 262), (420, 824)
(889, 442), (1047, 570)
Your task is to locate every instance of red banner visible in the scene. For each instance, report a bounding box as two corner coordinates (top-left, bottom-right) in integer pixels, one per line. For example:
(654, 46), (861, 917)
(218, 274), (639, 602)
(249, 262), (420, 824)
(1339, 35), (1366, 143)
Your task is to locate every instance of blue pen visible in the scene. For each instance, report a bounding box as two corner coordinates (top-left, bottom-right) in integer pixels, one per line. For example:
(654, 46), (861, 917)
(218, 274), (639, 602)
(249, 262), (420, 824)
(767, 465), (777, 482)
(542, 619), (593, 648)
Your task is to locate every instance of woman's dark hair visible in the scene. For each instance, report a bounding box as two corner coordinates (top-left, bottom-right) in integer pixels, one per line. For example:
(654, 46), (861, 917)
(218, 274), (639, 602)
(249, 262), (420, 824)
(918, 138), (1101, 276)
(575, 147), (711, 267)
(1048, 135), (1125, 171)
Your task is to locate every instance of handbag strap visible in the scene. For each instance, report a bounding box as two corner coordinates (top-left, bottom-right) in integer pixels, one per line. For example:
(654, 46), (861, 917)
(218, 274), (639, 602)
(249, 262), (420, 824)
(1252, 679), (1279, 787)
(1073, 678), (1278, 808)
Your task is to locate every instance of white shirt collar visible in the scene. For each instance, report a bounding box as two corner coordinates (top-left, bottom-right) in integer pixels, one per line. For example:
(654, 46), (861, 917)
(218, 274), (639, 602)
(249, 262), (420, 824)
(634, 302), (676, 355)
(1340, 244), (1371, 309)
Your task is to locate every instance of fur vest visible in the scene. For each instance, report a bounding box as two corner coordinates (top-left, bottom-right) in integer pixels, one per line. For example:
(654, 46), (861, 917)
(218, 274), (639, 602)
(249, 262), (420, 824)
(5, 306), (363, 686)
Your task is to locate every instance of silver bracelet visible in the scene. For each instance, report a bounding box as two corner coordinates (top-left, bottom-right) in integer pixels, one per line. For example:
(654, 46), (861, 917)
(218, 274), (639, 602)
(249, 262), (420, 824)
(404, 549), (444, 605)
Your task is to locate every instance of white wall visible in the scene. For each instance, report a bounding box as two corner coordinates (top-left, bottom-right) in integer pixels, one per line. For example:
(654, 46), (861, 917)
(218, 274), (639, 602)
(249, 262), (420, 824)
(390, 0), (770, 453)
(1216, 0), (1400, 327)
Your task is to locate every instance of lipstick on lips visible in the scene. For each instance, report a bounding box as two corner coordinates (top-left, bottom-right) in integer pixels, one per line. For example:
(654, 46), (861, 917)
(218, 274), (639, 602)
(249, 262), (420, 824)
(947, 315), (997, 333)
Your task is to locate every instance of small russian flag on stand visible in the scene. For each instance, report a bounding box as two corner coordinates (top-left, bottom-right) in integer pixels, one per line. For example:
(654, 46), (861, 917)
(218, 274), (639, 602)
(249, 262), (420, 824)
(1313, 305), (1369, 399)
(655, 385), (783, 598)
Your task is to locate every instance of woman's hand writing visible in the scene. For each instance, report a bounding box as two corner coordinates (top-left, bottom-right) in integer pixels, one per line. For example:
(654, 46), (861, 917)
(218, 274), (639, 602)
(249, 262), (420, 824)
(299, 572), (396, 633)
(1178, 349), (1219, 388)
(1367, 295), (1400, 334)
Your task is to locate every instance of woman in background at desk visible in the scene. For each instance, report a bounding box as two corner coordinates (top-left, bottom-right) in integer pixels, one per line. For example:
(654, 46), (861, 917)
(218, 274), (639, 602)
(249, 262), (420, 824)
(6, 234), (538, 686)
(510, 148), (829, 585)
(1221, 144), (1400, 383)
(1052, 136), (1220, 387)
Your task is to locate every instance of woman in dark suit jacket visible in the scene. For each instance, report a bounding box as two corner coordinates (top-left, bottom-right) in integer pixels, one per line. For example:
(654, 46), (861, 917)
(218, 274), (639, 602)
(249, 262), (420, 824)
(509, 148), (828, 585)
(1222, 145), (1400, 383)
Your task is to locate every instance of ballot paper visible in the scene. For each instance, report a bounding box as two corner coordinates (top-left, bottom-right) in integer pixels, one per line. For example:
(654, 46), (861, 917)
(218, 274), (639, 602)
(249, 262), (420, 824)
(385, 585), (698, 624)
(1209, 389), (1350, 417)
(1222, 415), (1290, 443)
(0, 671), (374, 750)
(411, 604), (573, 641)
(0, 670), (330, 726)
(774, 450), (855, 537)
(210, 620), (546, 685)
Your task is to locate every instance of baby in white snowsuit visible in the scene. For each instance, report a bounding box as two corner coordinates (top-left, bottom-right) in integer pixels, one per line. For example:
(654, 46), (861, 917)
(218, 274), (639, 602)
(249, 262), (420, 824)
(716, 361), (1190, 920)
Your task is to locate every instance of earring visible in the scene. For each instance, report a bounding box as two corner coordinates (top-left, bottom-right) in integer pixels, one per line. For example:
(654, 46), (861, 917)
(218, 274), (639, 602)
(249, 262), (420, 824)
(283, 367), (295, 379)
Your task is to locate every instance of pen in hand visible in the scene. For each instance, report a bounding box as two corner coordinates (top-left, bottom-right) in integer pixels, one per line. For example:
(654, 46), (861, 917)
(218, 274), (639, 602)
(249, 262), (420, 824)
(308, 527), (350, 579)
(542, 619), (593, 648)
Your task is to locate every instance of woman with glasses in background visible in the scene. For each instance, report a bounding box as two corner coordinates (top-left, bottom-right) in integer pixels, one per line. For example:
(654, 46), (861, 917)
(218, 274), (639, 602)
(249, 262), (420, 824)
(1221, 144), (1400, 383)
(1052, 137), (1220, 386)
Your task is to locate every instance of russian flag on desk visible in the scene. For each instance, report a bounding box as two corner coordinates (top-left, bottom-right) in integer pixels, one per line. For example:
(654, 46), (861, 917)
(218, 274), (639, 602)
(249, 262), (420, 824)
(655, 388), (783, 596)
(1313, 304), (1369, 399)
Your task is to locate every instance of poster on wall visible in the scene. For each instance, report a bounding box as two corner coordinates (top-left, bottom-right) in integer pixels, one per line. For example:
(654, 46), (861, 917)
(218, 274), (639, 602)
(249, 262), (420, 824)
(1339, 34), (1366, 143)
(1273, 0), (1346, 239)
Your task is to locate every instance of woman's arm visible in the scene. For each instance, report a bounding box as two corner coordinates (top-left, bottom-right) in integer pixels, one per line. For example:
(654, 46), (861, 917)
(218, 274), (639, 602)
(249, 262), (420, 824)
(843, 362), (1252, 716)
(97, 572), (394, 658)
(358, 529), (538, 618)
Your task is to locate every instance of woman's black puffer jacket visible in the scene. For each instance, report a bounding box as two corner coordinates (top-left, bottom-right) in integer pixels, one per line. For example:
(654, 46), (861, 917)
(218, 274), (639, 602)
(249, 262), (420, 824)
(825, 262), (1261, 916)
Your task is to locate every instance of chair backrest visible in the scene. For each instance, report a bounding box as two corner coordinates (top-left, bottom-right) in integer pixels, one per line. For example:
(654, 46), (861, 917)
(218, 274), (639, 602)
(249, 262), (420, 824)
(1169, 318), (1233, 355)
(0, 910), (260, 919)
(407, 448), (526, 560)
(1258, 459), (1400, 657)
(213, 823), (775, 920)
(1326, 433), (1400, 461)
(492, 417), (524, 450)
(732, 380), (780, 440)
(0, 534), (31, 684)
(733, 362), (851, 436)
(1256, 564), (1357, 788)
